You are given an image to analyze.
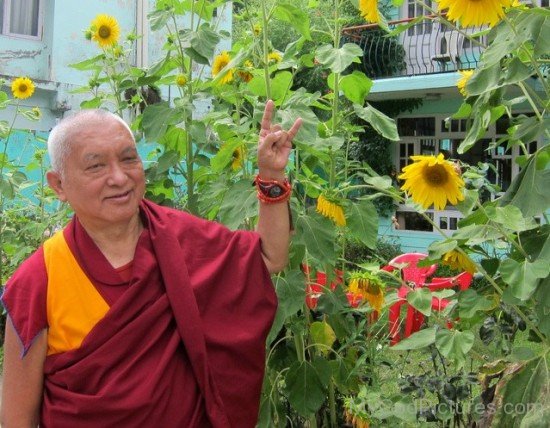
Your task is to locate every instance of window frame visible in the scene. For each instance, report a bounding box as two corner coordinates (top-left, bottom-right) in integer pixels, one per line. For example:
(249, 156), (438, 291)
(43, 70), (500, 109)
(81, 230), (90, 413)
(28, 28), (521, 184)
(1, 0), (44, 41)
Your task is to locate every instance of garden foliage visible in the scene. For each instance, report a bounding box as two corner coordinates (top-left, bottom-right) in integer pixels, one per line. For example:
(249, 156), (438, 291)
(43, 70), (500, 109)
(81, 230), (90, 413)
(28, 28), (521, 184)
(0, 0), (549, 426)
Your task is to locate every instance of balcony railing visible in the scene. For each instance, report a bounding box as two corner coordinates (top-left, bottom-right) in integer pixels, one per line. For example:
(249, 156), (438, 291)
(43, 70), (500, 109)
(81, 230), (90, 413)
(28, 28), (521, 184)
(342, 18), (486, 78)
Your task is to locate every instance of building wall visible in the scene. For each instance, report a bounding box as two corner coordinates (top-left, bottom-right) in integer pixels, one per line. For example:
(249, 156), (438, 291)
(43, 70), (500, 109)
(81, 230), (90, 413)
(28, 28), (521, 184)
(1, 0), (232, 132)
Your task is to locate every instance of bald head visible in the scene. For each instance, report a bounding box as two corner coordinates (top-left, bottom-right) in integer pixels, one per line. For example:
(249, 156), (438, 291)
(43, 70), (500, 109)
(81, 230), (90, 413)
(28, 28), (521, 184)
(47, 110), (135, 176)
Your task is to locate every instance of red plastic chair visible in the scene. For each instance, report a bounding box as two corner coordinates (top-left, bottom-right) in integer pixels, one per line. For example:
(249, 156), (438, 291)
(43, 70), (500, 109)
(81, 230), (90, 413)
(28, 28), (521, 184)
(382, 253), (438, 345)
(410, 271), (474, 333)
(386, 259), (473, 345)
(302, 265), (365, 310)
(303, 265), (347, 309)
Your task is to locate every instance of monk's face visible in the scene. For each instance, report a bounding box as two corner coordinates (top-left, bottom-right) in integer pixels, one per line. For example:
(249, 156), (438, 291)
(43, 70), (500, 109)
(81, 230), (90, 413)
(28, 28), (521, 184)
(48, 116), (146, 230)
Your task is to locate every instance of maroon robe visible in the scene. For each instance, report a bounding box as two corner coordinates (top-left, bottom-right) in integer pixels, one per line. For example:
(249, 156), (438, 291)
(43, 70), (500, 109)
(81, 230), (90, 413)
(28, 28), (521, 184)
(2, 199), (277, 427)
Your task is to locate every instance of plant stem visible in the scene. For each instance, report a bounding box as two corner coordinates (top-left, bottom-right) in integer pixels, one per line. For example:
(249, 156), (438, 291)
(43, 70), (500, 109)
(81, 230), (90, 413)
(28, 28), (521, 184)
(328, 380), (337, 427)
(261, 0), (271, 100)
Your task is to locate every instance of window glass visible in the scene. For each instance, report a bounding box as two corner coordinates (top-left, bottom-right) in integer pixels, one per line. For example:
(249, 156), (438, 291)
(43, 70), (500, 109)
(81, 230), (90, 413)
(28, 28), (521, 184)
(0, 0), (4, 31)
(398, 117), (436, 136)
(397, 212), (433, 231)
(10, 0), (40, 36)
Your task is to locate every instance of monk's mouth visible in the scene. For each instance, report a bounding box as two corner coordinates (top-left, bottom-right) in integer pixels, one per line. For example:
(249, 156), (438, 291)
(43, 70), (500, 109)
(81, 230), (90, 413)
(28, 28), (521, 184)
(106, 190), (132, 200)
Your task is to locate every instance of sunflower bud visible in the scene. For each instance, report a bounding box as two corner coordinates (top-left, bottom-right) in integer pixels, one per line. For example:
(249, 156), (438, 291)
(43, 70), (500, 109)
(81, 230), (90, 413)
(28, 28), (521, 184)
(175, 74), (187, 87)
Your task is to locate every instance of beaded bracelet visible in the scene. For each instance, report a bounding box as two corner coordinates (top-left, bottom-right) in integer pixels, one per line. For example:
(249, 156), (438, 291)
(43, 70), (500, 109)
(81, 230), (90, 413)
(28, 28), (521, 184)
(254, 174), (292, 204)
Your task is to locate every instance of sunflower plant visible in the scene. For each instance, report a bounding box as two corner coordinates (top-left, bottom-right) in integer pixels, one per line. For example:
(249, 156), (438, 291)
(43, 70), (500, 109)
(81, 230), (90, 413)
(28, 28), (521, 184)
(340, 1), (550, 426)
(65, 0), (549, 426)
(0, 78), (69, 288)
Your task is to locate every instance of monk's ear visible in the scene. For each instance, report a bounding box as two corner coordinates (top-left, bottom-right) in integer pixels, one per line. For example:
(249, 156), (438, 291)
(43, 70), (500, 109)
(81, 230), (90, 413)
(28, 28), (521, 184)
(46, 171), (68, 202)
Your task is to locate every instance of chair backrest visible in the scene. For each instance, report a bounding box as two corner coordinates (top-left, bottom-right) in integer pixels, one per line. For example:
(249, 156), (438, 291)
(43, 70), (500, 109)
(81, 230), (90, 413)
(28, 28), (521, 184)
(382, 253), (437, 285)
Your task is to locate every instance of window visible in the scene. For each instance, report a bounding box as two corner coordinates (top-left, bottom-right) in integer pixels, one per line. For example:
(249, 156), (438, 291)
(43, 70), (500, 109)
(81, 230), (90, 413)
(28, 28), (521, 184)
(406, 0), (433, 35)
(1, 0), (42, 39)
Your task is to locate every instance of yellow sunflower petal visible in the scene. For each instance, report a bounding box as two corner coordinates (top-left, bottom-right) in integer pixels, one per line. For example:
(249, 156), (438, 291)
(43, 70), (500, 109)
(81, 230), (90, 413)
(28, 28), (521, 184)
(212, 51), (234, 84)
(91, 14), (120, 48)
(11, 77), (35, 100)
(359, 0), (381, 24)
(400, 154), (465, 210)
(437, 0), (514, 28)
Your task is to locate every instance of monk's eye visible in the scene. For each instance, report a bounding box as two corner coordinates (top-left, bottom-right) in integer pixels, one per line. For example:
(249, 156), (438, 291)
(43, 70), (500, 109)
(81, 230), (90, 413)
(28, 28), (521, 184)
(86, 163), (104, 171)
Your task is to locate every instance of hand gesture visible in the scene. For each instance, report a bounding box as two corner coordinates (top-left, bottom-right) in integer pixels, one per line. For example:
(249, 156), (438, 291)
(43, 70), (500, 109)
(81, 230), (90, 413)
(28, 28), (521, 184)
(257, 100), (302, 180)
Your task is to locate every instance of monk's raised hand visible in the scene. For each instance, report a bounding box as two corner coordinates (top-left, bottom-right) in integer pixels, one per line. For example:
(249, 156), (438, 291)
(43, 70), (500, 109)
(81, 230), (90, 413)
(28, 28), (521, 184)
(257, 100), (302, 180)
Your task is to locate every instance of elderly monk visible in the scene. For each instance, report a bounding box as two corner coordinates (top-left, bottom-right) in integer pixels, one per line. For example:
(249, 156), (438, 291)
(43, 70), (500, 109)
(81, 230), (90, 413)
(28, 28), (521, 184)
(1, 101), (302, 427)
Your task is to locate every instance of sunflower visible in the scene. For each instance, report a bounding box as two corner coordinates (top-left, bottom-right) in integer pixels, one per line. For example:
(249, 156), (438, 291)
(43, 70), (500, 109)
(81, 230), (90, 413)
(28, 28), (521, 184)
(175, 74), (187, 87)
(91, 14), (120, 48)
(316, 194), (346, 226)
(437, 0), (514, 27)
(348, 272), (385, 313)
(359, 0), (380, 24)
(457, 70), (474, 97)
(11, 77), (35, 100)
(237, 60), (254, 83)
(399, 153), (465, 210)
(212, 51), (234, 84)
(267, 51), (282, 63)
(442, 250), (477, 274)
(231, 146), (244, 170)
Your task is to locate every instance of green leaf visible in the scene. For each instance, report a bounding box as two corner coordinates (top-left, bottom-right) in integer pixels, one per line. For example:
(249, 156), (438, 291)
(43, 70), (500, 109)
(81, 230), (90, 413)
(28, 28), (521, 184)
(273, 3), (312, 40)
(0, 120), (9, 138)
(219, 180), (257, 229)
(458, 289), (495, 319)
(274, 269), (307, 318)
(270, 71), (293, 102)
(391, 327), (437, 351)
(494, 353), (550, 427)
(485, 205), (537, 232)
(353, 104), (399, 141)
(69, 54), (105, 71)
(156, 150), (180, 174)
(284, 361), (326, 416)
(500, 146), (550, 217)
(435, 329), (474, 368)
(158, 127), (187, 156)
(513, 8), (550, 57)
(277, 105), (319, 145)
(310, 321), (336, 355)
(141, 103), (182, 142)
(500, 258), (549, 301)
(247, 75), (268, 98)
(406, 288), (432, 316)
(346, 200), (378, 249)
(340, 71), (373, 105)
(0, 176), (14, 199)
(452, 223), (502, 245)
(295, 213), (337, 265)
(316, 43), (363, 74)
(148, 8), (172, 31)
(210, 139), (241, 172)
(180, 24), (220, 64)
(467, 63), (501, 96)
(427, 240), (457, 260)
(503, 57), (534, 86)
(80, 97), (103, 109)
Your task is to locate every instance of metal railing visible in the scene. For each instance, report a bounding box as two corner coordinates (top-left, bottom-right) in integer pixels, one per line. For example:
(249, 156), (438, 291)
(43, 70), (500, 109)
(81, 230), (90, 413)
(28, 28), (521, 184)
(342, 17), (486, 78)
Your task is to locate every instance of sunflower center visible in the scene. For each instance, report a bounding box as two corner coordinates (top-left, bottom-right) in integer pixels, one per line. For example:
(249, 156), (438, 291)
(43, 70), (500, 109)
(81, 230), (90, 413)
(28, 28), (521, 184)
(19, 84), (28, 92)
(425, 164), (448, 186)
(98, 26), (111, 39)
